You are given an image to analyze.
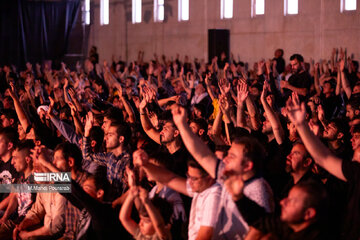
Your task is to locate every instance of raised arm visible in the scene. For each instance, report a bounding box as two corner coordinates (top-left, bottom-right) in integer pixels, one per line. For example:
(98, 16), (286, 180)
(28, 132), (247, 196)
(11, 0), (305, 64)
(236, 82), (248, 128)
(171, 105), (218, 178)
(139, 90), (161, 144)
(260, 81), (284, 145)
(139, 188), (171, 240)
(286, 92), (346, 181)
(8, 82), (31, 131)
(119, 187), (140, 236)
(133, 150), (188, 196)
(339, 59), (352, 99)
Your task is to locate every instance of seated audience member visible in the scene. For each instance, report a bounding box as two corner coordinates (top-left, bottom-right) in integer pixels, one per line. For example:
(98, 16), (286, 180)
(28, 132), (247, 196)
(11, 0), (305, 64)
(120, 170), (172, 240)
(287, 92), (360, 239)
(0, 140), (35, 240)
(133, 149), (221, 240)
(171, 104), (274, 239)
(0, 127), (20, 202)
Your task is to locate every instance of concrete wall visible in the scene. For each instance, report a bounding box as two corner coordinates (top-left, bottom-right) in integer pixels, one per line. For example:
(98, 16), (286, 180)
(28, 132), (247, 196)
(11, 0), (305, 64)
(87, 0), (360, 66)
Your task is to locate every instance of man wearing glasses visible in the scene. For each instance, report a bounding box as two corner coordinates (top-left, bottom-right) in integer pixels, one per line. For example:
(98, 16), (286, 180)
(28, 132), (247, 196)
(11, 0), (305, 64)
(133, 149), (221, 240)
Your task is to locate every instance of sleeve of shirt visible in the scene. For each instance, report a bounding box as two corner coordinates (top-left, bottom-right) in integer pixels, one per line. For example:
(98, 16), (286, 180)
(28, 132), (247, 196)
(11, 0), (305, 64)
(185, 179), (195, 198)
(82, 137), (107, 166)
(50, 117), (81, 145)
(200, 184), (222, 227)
(23, 193), (45, 225)
(47, 193), (66, 235)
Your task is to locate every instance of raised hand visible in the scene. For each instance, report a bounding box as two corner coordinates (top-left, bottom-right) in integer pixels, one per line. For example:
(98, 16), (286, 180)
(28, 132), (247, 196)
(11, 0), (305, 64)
(138, 187), (150, 203)
(260, 80), (269, 102)
(236, 82), (248, 104)
(224, 174), (244, 201)
(133, 149), (149, 167)
(317, 104), (325, 122)
(171, 104), (187, 127)
(286, 92), (306, 126)
(219, 78), (231, 94)
(84, 111), (94, 137)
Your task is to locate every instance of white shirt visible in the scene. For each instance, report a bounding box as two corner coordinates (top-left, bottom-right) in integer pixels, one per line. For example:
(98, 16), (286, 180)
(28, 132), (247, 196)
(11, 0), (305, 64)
(186, 180), (222, 240)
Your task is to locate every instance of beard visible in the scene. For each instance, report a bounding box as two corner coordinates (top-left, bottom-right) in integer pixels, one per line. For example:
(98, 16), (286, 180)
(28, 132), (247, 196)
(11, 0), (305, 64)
(160, 135), (175, 145)
(285, 161), (294, 173)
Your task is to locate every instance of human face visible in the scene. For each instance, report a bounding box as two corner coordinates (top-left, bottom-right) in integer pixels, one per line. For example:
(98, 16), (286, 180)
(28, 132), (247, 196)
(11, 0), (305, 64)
(102, 117), (111, 132)
(0, 135), (10, 157)
(160, 122), (176, 144)
(223, 143), (248, 175)
(287, 122), (297, 138)
(323, 123), (338, 140)
(53, 150), (69, 172)
(12, 149), (28, 173)
(187, 166), (210, 193)
(104, 126), (120, 150)
(285, 144), (308, 173)
(189, 122), (200, 136)
(290, 59), (301, 74)
(195, 84), (205, 96)
(18, 124), (26, 141)
(139, 215), (155, 236)
(351, 132), (360, 150)
(280, 187), (307, 224)
(1, 115), (11, 128)
(322, 82), (333, 95)
(262, 112), (272, 135)
(346, 105), (357, 121)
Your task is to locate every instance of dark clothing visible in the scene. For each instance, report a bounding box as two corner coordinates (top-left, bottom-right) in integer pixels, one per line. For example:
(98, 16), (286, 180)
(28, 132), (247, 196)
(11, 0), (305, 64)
(341, 160), (360, 240)
(169, 147), (190, 178)
(0, 158), (20, 201)
(320, 94), (342, 120)
(283, 71), (312, 102)
(61, 180), (130, 240)
(254, 214), (332, 240)
(263, 139), (292, 199)
(235, 197), (331, 240)
(280, 170), (320, 201)
(273, 57), (286, 74)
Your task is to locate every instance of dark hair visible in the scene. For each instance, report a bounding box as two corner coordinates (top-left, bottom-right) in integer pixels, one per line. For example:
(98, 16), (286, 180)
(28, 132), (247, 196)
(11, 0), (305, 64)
(290, 54), (304, 63)
(54, 142), (83, 170)
(190, 118), (208, 134)
(16, 140), (35, 155)
(295, 180), (329, 221)
(89, 126), (104, 152)
(148, 150), (172, 169)
(111, 122), (131, 146)
(0, 127), (19, 147)
(87, 166), (110, 195)
(232, 136), (266, 172)
(1, 109), (18, 125)
(187, 158), (209, 176)
(193, 103), (206, 118)
(139, 196), (173, 224)
(329, 118), (349, 138)
(353, 124), (360, 134)
(103, 107), (124, 124)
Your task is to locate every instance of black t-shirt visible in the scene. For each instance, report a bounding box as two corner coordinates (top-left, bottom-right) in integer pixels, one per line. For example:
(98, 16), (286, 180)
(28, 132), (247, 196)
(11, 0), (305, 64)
(341, 160), (360, 240)
(169, 147), (190, 178)
(0, 158), (20, 201)
(283, 71), (312, 101)
(254, 214), (331, 240)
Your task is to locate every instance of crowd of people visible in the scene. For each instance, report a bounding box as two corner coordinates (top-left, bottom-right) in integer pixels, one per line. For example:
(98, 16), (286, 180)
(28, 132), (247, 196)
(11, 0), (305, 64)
(0, 46), (359, 240)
